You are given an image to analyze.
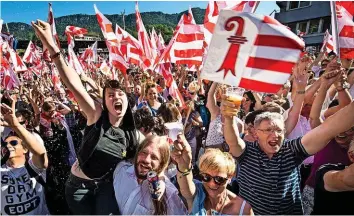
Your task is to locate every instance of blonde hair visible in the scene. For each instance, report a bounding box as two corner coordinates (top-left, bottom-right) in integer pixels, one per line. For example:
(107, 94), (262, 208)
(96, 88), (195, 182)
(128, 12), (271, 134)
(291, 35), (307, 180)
(198, 148), (236, 178)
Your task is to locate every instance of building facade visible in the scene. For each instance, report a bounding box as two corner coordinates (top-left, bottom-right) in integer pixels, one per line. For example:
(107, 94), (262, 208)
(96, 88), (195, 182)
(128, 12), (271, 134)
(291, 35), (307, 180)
(275, 1), (331, 50)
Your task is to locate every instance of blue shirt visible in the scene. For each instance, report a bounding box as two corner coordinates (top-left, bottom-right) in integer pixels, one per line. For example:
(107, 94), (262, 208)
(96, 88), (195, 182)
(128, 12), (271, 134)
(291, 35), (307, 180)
(237, 137), (310, 215)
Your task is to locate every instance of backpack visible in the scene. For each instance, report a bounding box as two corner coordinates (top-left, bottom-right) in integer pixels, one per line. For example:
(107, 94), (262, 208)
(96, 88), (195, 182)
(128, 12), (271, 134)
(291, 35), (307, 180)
(25, 161), (46, 188)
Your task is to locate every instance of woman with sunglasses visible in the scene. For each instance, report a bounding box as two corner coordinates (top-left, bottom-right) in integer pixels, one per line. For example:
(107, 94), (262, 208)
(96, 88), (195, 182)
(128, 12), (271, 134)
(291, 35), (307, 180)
(171, 134), (253, 215)
(32, 20), (141, 214)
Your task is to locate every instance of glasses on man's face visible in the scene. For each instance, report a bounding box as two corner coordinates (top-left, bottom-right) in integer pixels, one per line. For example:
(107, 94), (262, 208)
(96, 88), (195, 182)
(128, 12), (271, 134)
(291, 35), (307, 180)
(1, 140), (19, 147)
(199, 173), (228, 185)
(257, 128), (285, 135)
(19, 120), (26, 125)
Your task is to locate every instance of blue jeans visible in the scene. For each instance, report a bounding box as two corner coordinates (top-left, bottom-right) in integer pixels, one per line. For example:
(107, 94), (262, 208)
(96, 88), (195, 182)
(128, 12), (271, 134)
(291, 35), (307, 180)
(65, 173), (120, 215)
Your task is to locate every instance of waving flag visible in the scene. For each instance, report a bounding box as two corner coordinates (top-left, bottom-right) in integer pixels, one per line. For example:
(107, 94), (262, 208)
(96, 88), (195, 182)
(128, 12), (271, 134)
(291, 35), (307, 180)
(9, 47), (27, 72)
(1, 55), (20, 90)
(115, 24), (143, 66)
(94, 4), (128, 74)
(48, 3), (61, 49)
(201, 11), (304, 93)
(320, 30), (335, 55)
(331, 1), (354, 58)
(136, 2), (155, 68)
(65, 26), (88, 48)
(80, 41), (98, 63)
(22, 41), (41, 65)
(204, 1), (259, 49)
(68, 46), (85, 75)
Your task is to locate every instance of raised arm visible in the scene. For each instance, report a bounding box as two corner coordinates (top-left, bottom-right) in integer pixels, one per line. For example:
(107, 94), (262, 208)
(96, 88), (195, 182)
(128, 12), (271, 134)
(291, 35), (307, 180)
(222, 95), (246, 157)
(302, 100), (354, 155)
(206, 82), (220, 119)
(0, 100), (48, 169)
(27, 90), (41, 128)
(32, 20), (101, 125)
(323, 163), (354, 192)
(171, 134), (195, 213)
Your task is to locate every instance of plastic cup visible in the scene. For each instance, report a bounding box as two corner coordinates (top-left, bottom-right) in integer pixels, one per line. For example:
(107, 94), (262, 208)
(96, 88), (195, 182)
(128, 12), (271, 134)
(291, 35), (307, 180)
(225, 87), (245, 109)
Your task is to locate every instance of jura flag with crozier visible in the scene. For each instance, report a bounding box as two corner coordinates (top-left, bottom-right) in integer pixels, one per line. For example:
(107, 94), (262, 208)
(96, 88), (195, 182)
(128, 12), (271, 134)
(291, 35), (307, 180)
(320, 30), (335, 55)
(9, 47), (28, 72)
(65, 26), (88, 48)
(22, 41), (41, 65)
(331, 1), (354, 58)
(201, 11), (304, 93)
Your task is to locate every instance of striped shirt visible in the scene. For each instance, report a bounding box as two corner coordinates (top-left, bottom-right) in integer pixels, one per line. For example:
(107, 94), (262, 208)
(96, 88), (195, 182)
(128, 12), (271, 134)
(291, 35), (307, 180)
(237, 137), (310, 215)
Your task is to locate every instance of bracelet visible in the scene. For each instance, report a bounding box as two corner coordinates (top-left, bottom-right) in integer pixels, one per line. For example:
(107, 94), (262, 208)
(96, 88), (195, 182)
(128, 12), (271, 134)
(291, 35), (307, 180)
(177, 164), (193, 176)
(296, 90), (305, 94)
(50, 51), (61, 60)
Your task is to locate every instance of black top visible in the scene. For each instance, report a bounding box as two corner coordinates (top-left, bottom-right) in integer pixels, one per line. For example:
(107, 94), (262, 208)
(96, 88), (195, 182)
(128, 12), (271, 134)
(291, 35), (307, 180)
(78, 109), (138, 180)
(312, 163), (354, 215)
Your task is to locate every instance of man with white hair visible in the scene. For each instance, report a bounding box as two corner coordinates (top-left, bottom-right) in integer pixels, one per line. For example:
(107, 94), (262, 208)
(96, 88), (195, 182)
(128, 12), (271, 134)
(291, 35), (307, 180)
(222, 97), (354, 214)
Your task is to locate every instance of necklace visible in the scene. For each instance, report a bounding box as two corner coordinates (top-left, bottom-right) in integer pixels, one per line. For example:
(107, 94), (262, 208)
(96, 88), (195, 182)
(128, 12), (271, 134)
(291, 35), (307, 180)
(208, 190), (228, 215)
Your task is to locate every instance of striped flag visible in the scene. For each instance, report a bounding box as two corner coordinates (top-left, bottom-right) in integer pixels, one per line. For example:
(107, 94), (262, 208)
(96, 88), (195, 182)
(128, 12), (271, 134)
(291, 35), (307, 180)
(136, 2), (155, 68)
(94, 4), (128, 75)
(157, 32), (166, 53)
(1, 54), (20, 90)
(201, 11), (304, 93)
(331, 1), (354, 58)
(47, 3), (61, 49)
(67, 46), (85, 75)
(204, 1), (259, 50)
(9, 46), (27, 72)
(80, 41), (98, 63)
(320, 30), (335, 55)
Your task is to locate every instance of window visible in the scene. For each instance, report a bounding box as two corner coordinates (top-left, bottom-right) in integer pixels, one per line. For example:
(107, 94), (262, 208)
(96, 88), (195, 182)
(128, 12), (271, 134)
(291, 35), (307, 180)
(321, 17), (331, 33)
(287, 23), (297, 34)
(298, 21), (308, 34)
(308, 19), (320, 34)
(288, 1), (311, 10)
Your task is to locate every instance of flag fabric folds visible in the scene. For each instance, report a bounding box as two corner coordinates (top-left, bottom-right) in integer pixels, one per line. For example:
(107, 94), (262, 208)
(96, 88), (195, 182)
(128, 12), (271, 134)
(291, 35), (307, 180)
(320, 30), (335, 55)
(201, 11), (304, 93)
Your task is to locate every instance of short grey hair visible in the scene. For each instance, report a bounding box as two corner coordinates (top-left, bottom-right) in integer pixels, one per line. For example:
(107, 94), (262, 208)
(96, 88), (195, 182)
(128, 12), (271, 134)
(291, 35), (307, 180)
(254, 112), (284, 128)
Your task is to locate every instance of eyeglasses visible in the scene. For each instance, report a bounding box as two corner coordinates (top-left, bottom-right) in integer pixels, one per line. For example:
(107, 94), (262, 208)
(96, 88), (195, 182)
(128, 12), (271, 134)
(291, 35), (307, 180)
(1, 140), (19, 147)
(257, 128), (285, 135)
(199, 173), (228, 185)
(19, 120), (26, 125)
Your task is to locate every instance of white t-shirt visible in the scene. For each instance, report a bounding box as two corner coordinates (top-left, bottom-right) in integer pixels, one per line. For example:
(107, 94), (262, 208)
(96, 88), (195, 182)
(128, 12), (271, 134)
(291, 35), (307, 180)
(1, 159), (48, 215)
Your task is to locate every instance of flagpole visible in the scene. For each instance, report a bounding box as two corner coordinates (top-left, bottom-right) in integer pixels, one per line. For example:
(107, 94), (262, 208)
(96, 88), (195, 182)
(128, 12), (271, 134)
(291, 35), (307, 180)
(330, 1), (341, 62)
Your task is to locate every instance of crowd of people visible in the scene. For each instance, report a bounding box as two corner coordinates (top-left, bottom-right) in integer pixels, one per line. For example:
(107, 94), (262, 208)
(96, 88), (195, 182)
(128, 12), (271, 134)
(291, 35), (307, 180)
(1, 19), (354, 215)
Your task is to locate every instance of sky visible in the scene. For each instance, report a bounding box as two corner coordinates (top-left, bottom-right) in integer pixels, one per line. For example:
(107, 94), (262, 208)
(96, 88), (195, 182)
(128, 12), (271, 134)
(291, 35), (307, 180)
(1, 1), (279, 24)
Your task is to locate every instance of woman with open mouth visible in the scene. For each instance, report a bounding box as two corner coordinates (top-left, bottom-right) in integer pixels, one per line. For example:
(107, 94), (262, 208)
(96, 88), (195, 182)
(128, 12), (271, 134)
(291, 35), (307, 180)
(32, 20), (142, 215)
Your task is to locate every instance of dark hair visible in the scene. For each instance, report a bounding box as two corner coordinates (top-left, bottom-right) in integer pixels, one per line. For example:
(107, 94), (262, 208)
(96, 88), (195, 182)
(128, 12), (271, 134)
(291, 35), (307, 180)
(245, 110), (265, 125)
(243, 91), (256, 112)
(145, 83), (157, 95)
(42, 101), (56, 112)
(134, 108), (166, 135)
(157, 103), (181, 123)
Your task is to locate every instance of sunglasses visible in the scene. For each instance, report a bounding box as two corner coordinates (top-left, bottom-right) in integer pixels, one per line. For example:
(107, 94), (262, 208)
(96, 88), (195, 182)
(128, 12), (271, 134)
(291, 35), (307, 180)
(19, 120), (26, 125)
(1, 140), (19, 147)
(199, 173), (228, 185)
(105, 80), (122, 89)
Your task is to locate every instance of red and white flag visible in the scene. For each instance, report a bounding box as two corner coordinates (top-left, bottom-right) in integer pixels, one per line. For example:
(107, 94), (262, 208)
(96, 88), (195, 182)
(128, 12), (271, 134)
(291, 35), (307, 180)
(1, 55), (20, 90)
(136, 2), (155, 68)
(9, 47), (27, 72)
(48, 3), (61, 49)
(94, 4), (128, 75)
(68, 46), (85, 75)
(201, 11), (304, 93)
(320, 30), (335, 55)
(115, 24), (143, 66)
(65, 25), (88, 48)
(157, 32), (166, 54)
(331, 1), (354, 59)
(50, 63), (62, 90)
(22, 41), (41, 65)
(204, 1), (259, 49)
(80, 41), (98, 63)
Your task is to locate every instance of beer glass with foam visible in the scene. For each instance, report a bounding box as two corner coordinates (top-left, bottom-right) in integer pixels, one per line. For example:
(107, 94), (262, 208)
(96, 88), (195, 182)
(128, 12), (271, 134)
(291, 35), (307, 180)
(225, 87), (245, 110)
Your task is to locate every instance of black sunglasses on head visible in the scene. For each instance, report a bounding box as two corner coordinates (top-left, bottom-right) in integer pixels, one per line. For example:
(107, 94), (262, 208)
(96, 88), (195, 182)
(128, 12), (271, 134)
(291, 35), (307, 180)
(199, 173), (228, 185)
(1, 140), (19, 147)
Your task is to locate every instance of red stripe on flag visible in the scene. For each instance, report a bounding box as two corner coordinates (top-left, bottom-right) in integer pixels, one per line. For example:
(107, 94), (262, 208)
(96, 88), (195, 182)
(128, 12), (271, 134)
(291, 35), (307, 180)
(112, 60), (127, 74)
(254, 35), (304, 50)
(176, 33), (204, 43)
(262, 16), (282, 26)
(340, 48), (354, 59)
(129, 58), (140, 65)
(176, 59), (202, 65)
(239, 78), (283, 93)
(130, 47), (142, 55)
(174, 49), (204, 58)
(326, 43), (333, 50)
(246, 57), (295, 74)
(339, 25), (354, 38)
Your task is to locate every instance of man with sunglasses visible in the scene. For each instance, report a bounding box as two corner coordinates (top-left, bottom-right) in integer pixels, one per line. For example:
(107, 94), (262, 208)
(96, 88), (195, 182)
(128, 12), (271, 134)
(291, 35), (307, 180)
(1, 100), (49, 215)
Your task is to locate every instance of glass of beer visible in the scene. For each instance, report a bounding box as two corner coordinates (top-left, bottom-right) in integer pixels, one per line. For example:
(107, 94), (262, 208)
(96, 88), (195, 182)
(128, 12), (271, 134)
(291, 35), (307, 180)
(225, 87), (245, 110)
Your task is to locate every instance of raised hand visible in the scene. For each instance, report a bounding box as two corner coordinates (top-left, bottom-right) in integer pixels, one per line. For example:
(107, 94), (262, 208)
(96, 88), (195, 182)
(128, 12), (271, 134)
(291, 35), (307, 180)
(31, 20), (57, 51)
(320, 69), (341, 89)
(170, 134), (192, 171)
(0, 98), (20, 128)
